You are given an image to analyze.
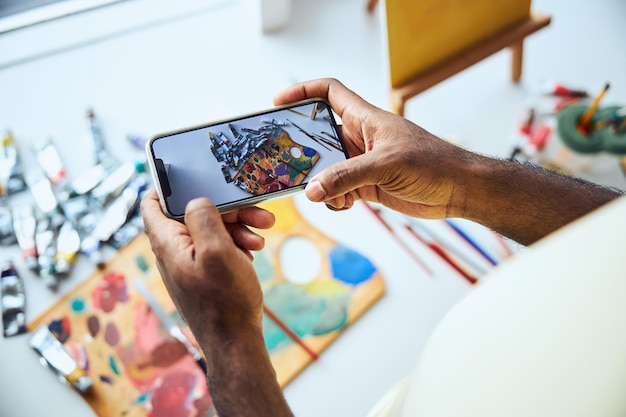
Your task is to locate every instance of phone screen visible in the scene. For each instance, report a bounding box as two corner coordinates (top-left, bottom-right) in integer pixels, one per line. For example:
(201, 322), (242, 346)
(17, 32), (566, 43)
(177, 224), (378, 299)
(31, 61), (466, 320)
(146, 99), (348, 217)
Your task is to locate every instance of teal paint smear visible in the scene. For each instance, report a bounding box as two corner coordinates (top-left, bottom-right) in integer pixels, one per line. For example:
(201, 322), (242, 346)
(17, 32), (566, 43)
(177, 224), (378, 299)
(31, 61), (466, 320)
(134, 392), (150, 404)
(109, 355), (121, 375)
(70, 297), (86, 313)
(329, 244), (376, 285)
(252, 249), (274, 283)
(262, 282), (350, 352)
(135, 254), (149, 274)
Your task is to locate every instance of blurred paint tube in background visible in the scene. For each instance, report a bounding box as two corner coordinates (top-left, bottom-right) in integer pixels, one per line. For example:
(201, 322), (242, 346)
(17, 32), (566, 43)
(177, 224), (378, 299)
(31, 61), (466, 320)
(11, 203), (38, 271)
(29, 325), (93, 393)
(33, 138), (67, 185)
(55, 221), (81, 276)
(1, 261), (27, 337)
(35, 215), (58, 290)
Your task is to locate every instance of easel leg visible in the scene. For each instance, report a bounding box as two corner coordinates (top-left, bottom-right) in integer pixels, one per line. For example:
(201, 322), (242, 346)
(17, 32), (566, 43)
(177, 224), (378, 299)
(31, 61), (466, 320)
(390, 93), (405, 117)
(510, 40), (524, 83)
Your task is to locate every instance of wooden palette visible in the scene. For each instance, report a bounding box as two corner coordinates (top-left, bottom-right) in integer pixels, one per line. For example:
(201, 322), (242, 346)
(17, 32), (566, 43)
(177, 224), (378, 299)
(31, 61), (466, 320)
(28, 196), (385, 416)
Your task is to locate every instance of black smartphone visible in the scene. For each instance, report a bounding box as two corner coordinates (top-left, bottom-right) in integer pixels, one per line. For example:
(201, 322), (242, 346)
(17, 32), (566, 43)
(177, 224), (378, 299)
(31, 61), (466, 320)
(145, 98), (348, 219)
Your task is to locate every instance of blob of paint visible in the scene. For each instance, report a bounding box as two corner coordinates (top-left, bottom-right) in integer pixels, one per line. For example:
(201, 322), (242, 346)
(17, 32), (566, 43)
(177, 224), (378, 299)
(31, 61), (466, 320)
(48, 316), (71, 343)
(135, 254), (149, 274)
(262, 283), (349, 351)
(109, 354), (121, 375)
(252, 249), (274, 283)
(70, 297), (87, 313)
(104, 322), (121, 347)
(329, 244), (376, 285)
(87, 315), (100, 337)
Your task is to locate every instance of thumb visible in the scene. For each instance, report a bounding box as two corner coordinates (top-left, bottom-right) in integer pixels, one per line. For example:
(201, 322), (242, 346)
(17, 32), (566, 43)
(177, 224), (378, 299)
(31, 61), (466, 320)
(305, 153), (377, 202)
(185, 198), (230, 252)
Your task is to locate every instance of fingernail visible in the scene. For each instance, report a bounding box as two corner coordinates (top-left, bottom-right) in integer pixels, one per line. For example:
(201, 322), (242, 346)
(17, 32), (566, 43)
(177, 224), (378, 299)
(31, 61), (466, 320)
(306, 179), (327, 201)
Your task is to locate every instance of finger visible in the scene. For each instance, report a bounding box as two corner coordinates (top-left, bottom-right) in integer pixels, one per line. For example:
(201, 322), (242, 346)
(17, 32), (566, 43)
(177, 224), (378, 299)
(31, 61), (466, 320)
(141, 190), (183, 243)
(223, 206), (276, 230)
(273, 78), (366, 120)
(226, 223), (267, 252)
(185, 198), (231, 254)
(304, 153), (380, 202)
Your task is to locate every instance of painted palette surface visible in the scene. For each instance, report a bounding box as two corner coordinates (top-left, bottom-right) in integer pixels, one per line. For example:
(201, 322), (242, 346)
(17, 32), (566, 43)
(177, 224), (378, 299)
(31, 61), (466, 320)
(28, 196), (385, 416)
(233, 128), (320, 195)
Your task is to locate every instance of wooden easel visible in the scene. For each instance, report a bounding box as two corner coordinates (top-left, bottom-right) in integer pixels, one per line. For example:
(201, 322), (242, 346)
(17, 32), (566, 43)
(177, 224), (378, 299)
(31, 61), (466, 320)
(369, 0), (551, 116)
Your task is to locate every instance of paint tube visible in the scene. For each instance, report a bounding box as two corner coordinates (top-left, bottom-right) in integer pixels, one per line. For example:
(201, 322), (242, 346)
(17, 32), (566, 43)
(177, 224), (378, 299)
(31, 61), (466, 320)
(86, 109), (115, 166)
(91, 177), (144, 243)
(28, 325), (93, 393)
(27, 174), (65, 229)
(55, 221), (81, 275)
(1, 261), (27, 337)
(0, 131), (27, 196)
(91, 162), (137, 207)
(11, 204), (38, 271)
(109, 214), (144, 250)
(80, 235), (103, 266)
(0, 199), (16, 246)
(33, 138), (67, 185)
(35, 216), (58, 290)
(58, 163), (107, 201)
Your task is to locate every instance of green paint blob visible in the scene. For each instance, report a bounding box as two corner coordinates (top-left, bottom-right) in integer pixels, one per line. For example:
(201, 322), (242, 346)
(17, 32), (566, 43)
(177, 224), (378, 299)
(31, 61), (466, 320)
(262, 282), (350, 352)
(252, 249), (275, 283)
(70, 297), (86, 313)
(135, 255), (149, 274)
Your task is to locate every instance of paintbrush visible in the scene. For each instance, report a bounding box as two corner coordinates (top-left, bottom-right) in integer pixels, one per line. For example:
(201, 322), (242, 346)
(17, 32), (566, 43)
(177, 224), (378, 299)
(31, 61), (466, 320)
(263, 304), (319, 360)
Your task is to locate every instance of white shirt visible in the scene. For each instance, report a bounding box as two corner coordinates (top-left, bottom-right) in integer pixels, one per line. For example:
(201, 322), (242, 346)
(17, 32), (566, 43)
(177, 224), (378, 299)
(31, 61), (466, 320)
(368, 195), (626, 417)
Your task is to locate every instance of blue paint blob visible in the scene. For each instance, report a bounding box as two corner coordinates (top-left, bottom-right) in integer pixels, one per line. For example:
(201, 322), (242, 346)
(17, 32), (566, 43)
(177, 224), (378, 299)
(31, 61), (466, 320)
(329, 244), (376, 285)
(302, 146), (317, 157)
(99, 375), (114, 384)
(134, 392), (150, 404)
(70, 297), (87, 313)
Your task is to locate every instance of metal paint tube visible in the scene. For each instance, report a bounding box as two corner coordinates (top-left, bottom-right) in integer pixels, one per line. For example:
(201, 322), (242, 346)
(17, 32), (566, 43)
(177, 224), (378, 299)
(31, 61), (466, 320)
(28, 325), (93, 393)
(72, 163), (106, 195)
(79, 235), (103, 266)
(33, 138), (67, 185)
(91, 178), (143, 243)
(0, 131), (27, 196)
(0, 199), (16, 246)
(35, 216), (58, 290)
(55, 221), (81, 275)
(11, 204), (38, 271)
(91, 162), (136, 207)
(1, 261), (27, 337)
(27, 174), (65, 229)
(86, 109), (115, 166)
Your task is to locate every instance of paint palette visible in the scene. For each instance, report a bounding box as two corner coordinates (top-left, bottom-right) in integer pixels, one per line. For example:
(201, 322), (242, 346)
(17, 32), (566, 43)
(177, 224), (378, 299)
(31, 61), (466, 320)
(27, 196), (385, 416)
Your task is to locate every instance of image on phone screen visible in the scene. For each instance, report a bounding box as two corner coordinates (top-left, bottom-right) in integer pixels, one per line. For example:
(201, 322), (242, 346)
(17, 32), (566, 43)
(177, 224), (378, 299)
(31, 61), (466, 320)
(147, 99), (348, 217)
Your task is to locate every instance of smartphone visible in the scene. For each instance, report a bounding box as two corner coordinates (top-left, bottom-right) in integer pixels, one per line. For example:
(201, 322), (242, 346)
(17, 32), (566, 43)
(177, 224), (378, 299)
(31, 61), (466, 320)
(146, 98), (348, 219)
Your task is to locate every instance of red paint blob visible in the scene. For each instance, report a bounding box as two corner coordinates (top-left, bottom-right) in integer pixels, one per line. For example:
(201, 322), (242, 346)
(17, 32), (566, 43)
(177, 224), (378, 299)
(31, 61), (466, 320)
(91, 272), (128, 313)
(150, 339), (188, 368)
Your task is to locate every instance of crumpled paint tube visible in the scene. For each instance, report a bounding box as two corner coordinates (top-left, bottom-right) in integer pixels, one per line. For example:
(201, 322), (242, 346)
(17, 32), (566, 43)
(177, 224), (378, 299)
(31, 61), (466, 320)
(27, 174), (65, 229)
(90, 162), (136, 207)
(58, 163), (107, 201)
(81, 177), (144, 264)
(86, 109), (115, 166)
(1, 261), (27, 337)
(33, 138), (67, 185)
(35, 216), (58, 290)
(0, 131), (27, 196)
(55, 221), (81, 276)
(29, 325), (93, 393)
(11, 203), (38, 271)
(0, 199), (16, 246)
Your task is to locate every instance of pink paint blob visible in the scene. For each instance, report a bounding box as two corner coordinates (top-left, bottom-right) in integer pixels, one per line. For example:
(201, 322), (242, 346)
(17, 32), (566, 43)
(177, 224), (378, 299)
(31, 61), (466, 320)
(91, 272), (128, 313)
(104, 322), (121, 347)
(151, 371), (196, 417)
